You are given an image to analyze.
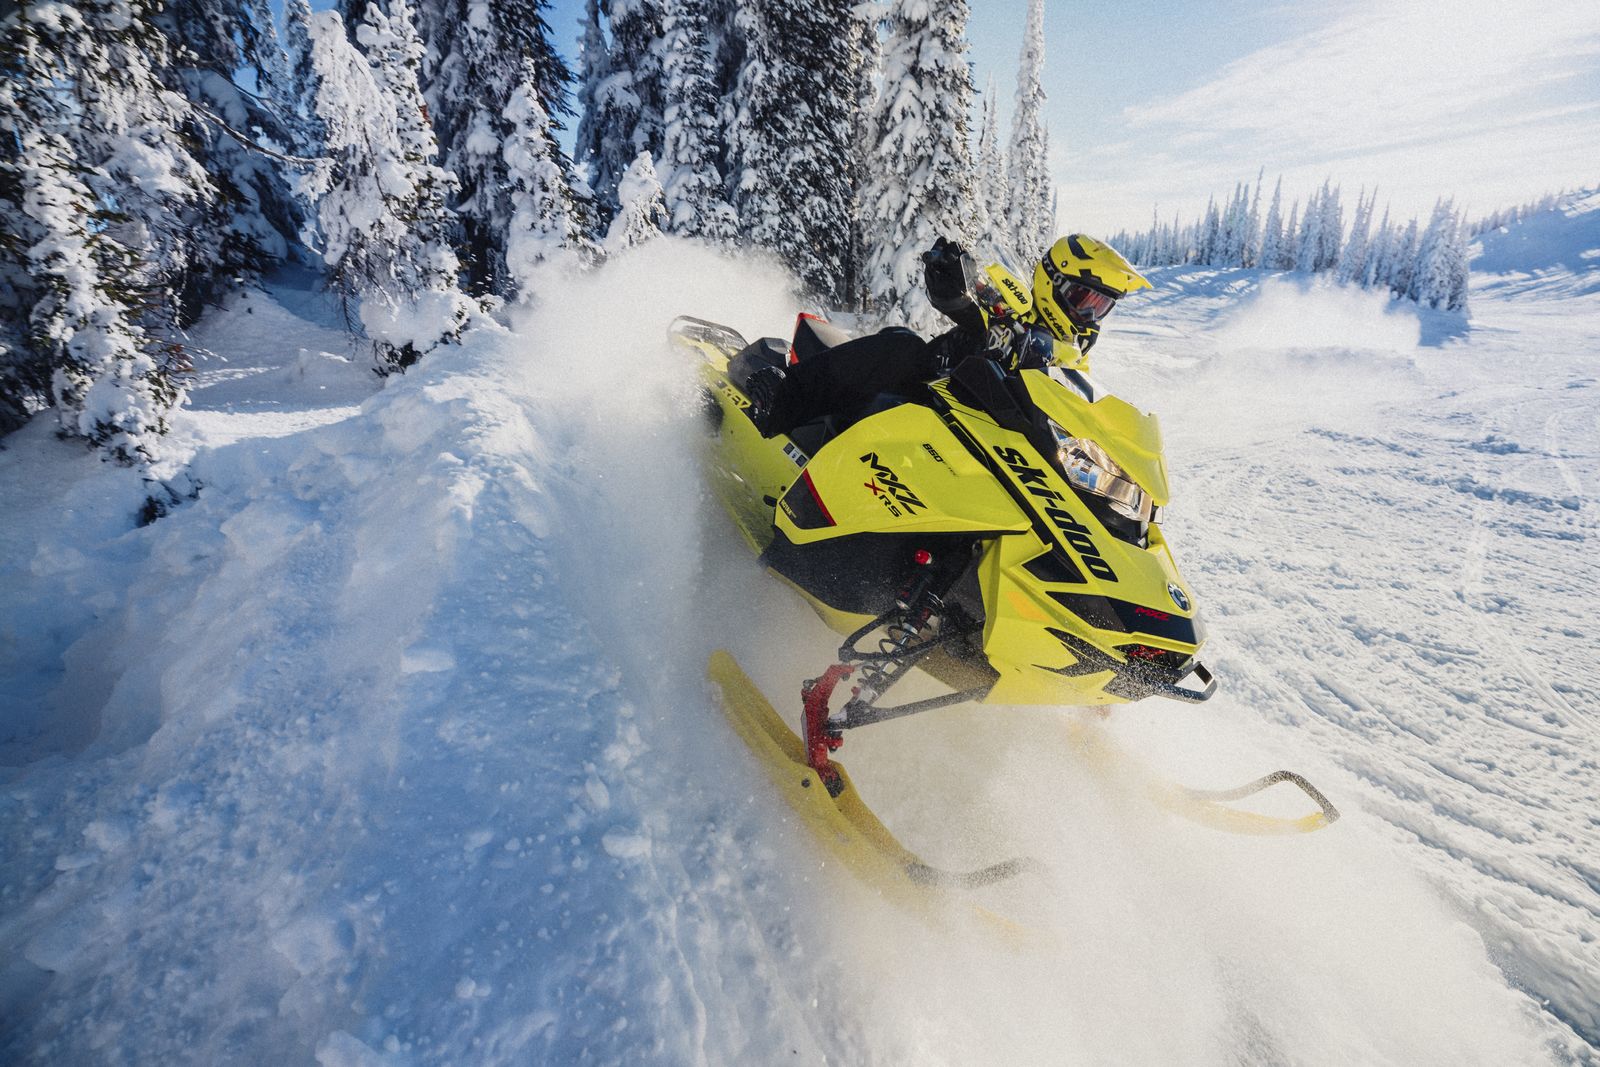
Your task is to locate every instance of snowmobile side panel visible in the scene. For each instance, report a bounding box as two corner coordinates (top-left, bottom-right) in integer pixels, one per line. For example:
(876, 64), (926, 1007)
(774, 405), (1031, 546)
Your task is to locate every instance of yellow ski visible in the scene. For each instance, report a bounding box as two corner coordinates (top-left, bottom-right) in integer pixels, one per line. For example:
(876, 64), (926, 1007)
(1068, 719), (1341, 836)
(708, 651), (1028, 896)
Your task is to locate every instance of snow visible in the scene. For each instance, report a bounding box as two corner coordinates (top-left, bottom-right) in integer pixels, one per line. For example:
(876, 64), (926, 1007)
(3, 213), (1598, 1063)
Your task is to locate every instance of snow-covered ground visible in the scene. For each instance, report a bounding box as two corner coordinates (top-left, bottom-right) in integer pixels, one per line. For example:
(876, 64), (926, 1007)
(2, 197), (1597, 1064)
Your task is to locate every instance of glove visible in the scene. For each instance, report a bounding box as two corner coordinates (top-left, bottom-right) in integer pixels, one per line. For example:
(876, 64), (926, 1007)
(922, 236), (978, 319)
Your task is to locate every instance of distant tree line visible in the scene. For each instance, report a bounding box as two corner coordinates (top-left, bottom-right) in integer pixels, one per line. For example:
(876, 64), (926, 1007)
(1465, 190), (1571, 238)
(1109, 173), (1472, 314)
(0, 0), (1058, 467)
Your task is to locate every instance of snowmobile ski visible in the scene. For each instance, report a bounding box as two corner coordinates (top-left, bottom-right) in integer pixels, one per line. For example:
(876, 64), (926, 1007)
(1067, 720), (1341, 836)
(708, 651), (1030, 893)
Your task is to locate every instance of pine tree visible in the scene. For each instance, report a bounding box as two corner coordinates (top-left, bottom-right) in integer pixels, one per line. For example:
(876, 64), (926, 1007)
(972, 77), (1012, 263)
(304, 5), (469, 372)
(1259, 176), (1284, 271)
(1388, 219), (1419, 297)
(845, 4), (883, 307)
(1338, 188), (1373, 284)
(1364, 205), (1392, 289)
(283, 0), (327, 151)
(1317, 180), (1343, 271)
(1241, 169), (1263, 267)
(1411, 198), (1468, 311)
(160, 0), (302, 312)
(576, 0), (669, 224)
(656, 0), (738, 242)
(1221, 181), (1249, 267)
(415, 0), (576, 294)
(1005, 0), (1052, 262)
(1281, 200), (1299, 270)
(605, 150), (667, 254)
(503, 63), (587, 295)
(1197, 196), (1220, 265)
(1295, 186), (1322, 272)
(1, 0), (204, 461)
(859, 0), (976, 328)
(1445, 207), (1470, 312)
(572, 0), (615, 232)
(727, 0), (869, 302)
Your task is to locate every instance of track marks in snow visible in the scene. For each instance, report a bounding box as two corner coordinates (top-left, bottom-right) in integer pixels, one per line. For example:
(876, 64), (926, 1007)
(1111, 268), (1600, 1054)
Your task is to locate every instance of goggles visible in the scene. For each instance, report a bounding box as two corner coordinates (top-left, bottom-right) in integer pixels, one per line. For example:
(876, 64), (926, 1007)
(1043, 257), (1119, 328)
(1055, 278), (1117, 325)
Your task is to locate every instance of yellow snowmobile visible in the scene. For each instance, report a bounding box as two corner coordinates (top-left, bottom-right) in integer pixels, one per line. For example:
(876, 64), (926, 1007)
(671, 281), (1338, 892)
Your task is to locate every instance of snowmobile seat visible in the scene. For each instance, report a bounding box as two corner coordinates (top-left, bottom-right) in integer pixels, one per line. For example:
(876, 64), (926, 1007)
(792, 314), (853, 363)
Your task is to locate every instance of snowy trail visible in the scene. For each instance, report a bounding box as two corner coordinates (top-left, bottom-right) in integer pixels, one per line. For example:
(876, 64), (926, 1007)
(2, 228), (1595, 1062)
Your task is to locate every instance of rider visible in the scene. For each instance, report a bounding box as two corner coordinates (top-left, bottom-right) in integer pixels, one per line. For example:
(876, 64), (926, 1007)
(746, 234), (1151, 437)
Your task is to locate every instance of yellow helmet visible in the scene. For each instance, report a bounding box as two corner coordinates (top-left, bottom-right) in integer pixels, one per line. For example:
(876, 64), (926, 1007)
(1033, 234), (1150, 341)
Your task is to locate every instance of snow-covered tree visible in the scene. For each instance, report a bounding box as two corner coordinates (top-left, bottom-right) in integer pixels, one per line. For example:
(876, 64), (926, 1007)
(1316, 180), (1343, 272)
(1196, 196), (1220, 265)
(1295, 185), (1322, 272)
(973, 77), (1015, 265)
(159, 0), (301, 309)
(414, 0), (576, 294)
(282, 0), (327, 151)
(1411, 199), (1468, 311)
(303, 5), (469, 372)
(725, 0), (868, 302)
(1241, 169), (1263, 267)
(1388, 218), (1419, 297)
(19, 138), (183, 463)
(503, 65), (588, 295)
(1364, 205), (1392, 289)
(1338, 187), (1373, 284)
(1005, 0), (1052, 262)
(604, 150), (667, 254)
(576, 0), (669, 224)
(1280, 200), (1299, 270)
(0, 0), (205, 461)
(1259, 176), (1284, 270)
(844, 3), (884, 307)
(858, 0), (977, 327)
(656, 0), (738, 242)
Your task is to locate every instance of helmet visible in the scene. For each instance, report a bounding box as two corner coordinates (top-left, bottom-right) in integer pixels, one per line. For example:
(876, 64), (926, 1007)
(1033, 235), (1150, 341)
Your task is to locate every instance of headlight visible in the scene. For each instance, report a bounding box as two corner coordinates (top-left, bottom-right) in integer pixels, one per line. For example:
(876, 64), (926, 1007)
(1048, 420), (1152, 524)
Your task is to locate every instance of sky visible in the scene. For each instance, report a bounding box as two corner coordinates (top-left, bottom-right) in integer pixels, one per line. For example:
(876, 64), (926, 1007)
(537, 0), (1600, 236)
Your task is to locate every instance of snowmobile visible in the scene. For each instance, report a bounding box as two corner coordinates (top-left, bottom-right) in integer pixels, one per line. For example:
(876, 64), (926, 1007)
(672, 301), (1339, 894)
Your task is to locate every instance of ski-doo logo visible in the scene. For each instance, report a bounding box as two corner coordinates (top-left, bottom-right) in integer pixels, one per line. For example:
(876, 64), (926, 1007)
(860, 453), (925, 517)
(998, 272), (1029, 307)
(992, 446), (1119, 582)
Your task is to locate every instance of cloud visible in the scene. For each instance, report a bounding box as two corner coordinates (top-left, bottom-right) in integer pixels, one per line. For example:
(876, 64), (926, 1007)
(1059, 0), (1600, 235)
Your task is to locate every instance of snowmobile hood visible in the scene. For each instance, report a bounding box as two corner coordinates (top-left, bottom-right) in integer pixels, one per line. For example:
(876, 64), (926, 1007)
(1023, 371), (1171, 506)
